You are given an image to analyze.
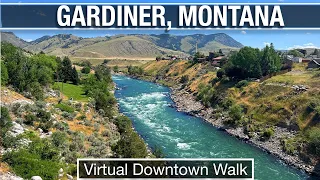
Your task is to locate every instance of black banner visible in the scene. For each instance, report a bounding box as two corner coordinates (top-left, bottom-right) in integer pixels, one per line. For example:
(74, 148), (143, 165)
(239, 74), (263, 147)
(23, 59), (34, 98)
(78, 159), (254, 179)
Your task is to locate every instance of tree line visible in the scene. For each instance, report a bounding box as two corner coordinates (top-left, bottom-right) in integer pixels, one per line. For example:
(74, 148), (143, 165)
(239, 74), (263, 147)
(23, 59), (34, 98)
(219, 44), (283, 80)
(1, 42), (79, 100)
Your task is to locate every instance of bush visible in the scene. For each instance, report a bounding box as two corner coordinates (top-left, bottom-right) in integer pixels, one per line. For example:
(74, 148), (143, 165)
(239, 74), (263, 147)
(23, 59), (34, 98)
(2, 139), (60, 180)
(113, 130), (148, 158)
(113, 65), (119, 73)
(281, 138), (297, 155)
(262, 127), (275, 140)
(235, 80), (249, 88)
(55, 103), (75, 113)
(81, 66), (91, 74)
(115, 115), (132, 134)
(179, 75), (189, 84)
(217, 69), (225, 79)
(52, 131), (67, 148)
(229, 104), (244, 124)
(1, 61), (8, 85)
(24, 114), (38, 125)
(307, 127), (320, 155)
(0, 107), (12, 132)
(27, 82), (44, 100)
(37, 109), (51, 122)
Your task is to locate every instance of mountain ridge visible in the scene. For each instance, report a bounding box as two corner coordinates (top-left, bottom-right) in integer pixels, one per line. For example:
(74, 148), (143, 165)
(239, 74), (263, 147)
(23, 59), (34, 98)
(1, 32), (244, 59)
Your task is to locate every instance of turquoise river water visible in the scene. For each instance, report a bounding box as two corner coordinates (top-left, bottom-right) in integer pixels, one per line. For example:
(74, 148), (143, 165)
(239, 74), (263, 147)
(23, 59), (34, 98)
(112, 75), (312, 180)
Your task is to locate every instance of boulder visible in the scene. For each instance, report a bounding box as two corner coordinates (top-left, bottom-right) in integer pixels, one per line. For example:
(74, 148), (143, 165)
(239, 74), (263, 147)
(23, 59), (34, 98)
(10, 122), (24, 137)
(59, 168), (64, 174)
(31, 176), (42, 180)
(66, 174), (73, 180)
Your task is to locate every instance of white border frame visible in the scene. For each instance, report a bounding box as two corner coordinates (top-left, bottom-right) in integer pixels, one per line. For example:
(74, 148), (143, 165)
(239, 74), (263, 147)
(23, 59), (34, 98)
(77, 158), (254, 180)
(1, 3), (320, 30)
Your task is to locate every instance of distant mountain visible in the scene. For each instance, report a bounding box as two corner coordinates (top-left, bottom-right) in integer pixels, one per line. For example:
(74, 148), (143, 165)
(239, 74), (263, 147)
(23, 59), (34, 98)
(1, 32), (30, 48)
(136, 33), (243, 54)
(1, 32), (244, 59)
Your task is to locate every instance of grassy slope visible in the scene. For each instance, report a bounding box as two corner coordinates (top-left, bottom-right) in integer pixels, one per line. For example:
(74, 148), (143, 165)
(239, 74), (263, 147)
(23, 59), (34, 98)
(54, 82), (88, 102)
(72, 36), (186, 59)
(142, 61), (320, 131)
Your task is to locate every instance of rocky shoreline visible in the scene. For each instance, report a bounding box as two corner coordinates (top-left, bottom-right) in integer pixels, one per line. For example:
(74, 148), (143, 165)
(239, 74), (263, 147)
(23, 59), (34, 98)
(169, 85), (319, 177)
(113, 73), (319, 177)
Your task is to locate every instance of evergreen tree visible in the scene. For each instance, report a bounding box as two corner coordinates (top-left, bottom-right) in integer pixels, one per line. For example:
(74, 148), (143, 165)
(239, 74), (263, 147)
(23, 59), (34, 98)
(61, 57), (73, 83)
(1, 61), (8, 86)
(71, 66), (80, 85)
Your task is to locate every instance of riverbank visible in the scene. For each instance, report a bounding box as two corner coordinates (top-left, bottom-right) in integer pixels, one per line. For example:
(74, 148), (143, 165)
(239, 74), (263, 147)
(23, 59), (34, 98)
(117, 72), (318, 177)
(169, 85), (317, 176)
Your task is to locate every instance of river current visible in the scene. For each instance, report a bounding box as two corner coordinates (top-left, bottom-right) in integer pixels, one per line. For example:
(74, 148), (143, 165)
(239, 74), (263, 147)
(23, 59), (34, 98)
(112, 75), (310, 180)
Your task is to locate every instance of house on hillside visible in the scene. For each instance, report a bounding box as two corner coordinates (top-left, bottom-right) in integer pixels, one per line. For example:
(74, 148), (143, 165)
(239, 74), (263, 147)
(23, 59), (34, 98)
(212, 56), (225, 67)
(307, 58), (320, 69)
(302, 58), (312, 63)
(292, 57), (303, 63)
(196, 58), (207, 63)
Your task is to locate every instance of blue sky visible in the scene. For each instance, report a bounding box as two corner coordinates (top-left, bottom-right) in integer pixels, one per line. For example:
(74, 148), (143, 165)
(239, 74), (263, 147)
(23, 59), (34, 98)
(3, 0), (320, 50)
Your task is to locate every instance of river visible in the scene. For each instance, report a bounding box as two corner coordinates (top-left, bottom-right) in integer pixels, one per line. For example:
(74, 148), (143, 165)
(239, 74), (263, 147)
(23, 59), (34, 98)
(112, 75), (310, 180)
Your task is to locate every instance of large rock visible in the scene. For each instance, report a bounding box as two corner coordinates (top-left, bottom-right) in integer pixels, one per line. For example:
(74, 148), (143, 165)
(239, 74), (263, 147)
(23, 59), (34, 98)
(0, 172), (23, 180)
(66, 174), (73, 180)
(9, 122), (24, 137)
(31, 176), (42, 180)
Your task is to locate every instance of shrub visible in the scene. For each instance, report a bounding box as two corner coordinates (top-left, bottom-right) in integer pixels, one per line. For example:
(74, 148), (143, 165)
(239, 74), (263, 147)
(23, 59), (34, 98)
(210, 78), (220, 86)
(217, 69), (225, 79)
(55, 103), (74, 113)
(262, 127), (275, 140)
(52, 131), (67, 148)
(81, 66), (91, 74)
(113, 65), (119, 73)
(27, 82), (44, 100)
(235, 80), (249, 88)
(229, 104), (243, 123)
(38, 120), (54, 132)
(24, 114), (38, 125)
(102, 130), (112, 137)
(113, 130), (148, 158)
(179, 75), (189, 84)
(3, 139), (60, 180)
(115, 116), (132, 134)
(77, 114), (86, 120)
(37, 109), (51, 122)
(61, 112), (75, 120)
(0, 107), (12, 133)
(281, 138), (297, 155)
(1, 61), (8, 85)
(307, 127), (320, 155)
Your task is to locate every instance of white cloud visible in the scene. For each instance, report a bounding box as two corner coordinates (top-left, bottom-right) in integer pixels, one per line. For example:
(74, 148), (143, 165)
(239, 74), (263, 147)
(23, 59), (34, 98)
(287, 43), (319, 50)
(279, 0), (284, 2)
(306, 32), (312, 35)
(263, 42), (271, 46)
(241, 31), (246, 35)
(25, 39), (33, 42)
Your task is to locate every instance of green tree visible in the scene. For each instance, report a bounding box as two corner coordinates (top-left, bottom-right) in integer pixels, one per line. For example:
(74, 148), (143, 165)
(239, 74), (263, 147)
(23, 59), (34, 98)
(61, 57), (73, 83)
(71, 66), (80, 85)
(113, 65), (119, 73)
(81, 66), (91, 74)
(288, 49), (304, 57)
(0, 107), (13, 146)
(230, 46), (262, 79)
(113, 130), (148, 158)
(260, 44), (282, 76)
(1, 61), (8, 86)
